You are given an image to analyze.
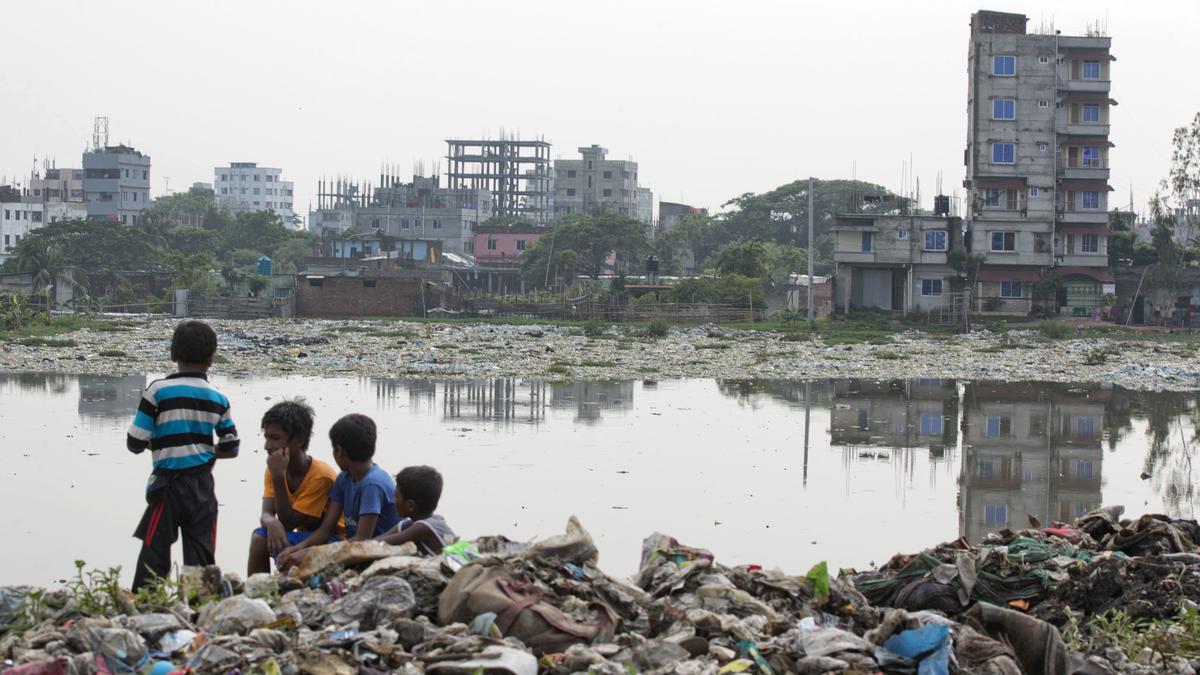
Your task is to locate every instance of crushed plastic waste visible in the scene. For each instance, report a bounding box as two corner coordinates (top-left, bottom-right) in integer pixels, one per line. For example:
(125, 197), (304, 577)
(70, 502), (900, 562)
(5, 508), (1200, 674)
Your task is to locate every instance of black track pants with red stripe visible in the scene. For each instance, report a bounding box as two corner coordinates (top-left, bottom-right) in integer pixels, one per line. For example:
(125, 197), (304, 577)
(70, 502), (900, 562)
(132, 470), (218, 591)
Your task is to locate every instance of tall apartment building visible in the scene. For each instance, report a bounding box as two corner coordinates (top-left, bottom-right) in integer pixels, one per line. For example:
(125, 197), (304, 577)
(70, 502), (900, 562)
(83, 145), (151, 224)
(966, 10), (1114, 316)
(553, 145), (653, 225)
(214, 162), (296, 227)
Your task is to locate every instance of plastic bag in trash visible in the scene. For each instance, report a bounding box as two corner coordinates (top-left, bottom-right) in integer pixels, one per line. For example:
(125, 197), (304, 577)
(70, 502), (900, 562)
(425, 645), (538, 675)
(199, 595), (276, 635)
(327, 576), (415, 628)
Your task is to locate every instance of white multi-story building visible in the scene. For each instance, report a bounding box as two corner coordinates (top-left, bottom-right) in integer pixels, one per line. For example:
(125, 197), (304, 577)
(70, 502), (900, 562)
(214, 162), (296, 227)
(1, 199), (87, 260)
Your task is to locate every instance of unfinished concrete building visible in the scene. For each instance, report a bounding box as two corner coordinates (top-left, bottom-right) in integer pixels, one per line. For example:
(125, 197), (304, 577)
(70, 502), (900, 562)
(446, 137), (552, 226)
(553, 145), (653, 225)
(832, 213), (964, 314)
(965, 10), (1114, 316)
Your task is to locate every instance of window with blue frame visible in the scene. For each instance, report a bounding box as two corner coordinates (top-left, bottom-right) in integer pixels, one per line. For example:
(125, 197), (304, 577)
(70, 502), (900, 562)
(985, 415), (1011, 437)
(992, 143), (1015, 164)
(1082, 104), (1101, 122)
(920, 414), (943, 435)
(861, 231), (873, 252)
(1082, 147), (1102, 166)
(1082, 234), (1099, 253)
(921, 279), (943, 296)
(924, 230), (947, 251)
(991, 231), (1016, 251)
(993, 55), (1015, 76)
(1000, 281), (1022, 298)
(1077, 416), (1096, 437)
(993, 99), (1015, 119)
(1082, 60), (1100, 79)
(984, 189), (1002, 207)
(1082, 191), (1100, 209)
(1075, 460), (1095, 480)
(985, 503), (1008, 526)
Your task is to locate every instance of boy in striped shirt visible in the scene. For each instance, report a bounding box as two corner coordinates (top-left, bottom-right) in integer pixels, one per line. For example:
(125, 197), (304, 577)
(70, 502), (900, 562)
(126, 320), (239, 591)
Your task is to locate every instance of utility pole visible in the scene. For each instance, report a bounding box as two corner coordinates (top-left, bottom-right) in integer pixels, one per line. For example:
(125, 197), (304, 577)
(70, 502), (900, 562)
(807, 177), (815, 329)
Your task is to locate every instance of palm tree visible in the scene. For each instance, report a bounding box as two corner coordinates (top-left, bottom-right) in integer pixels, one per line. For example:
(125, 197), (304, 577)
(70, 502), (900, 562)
(15, 239), (85, 308)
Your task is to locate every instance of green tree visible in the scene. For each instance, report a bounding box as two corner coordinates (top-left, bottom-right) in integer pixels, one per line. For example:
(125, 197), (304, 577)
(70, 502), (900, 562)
(7, 219), (163, 273)
(713, 238), (769, 277)
(218, 211), (293, 259)
(165, 226), (219, 257)
(1168, 112), (1200, 248)
(762, 243), (809, 285)
(14, 238), (85, 304)
(520, 210), (650, 287)
(271, 238), (315, 274)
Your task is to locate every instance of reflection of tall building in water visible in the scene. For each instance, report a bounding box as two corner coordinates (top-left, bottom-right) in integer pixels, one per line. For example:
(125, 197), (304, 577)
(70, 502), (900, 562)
(550, 382), (635, 423)
(77, 375), (147, 418)
(959, 382), (1105, 544)
(367, 378), (549, 424)
(829, 378), (959, 459)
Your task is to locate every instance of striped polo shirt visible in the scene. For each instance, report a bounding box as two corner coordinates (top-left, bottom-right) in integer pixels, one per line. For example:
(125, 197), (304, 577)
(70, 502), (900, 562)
(126, 371), (239, 473)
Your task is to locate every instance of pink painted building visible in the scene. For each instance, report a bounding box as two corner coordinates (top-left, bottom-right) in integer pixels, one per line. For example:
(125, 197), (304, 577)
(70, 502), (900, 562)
(473, 228), (542, 264)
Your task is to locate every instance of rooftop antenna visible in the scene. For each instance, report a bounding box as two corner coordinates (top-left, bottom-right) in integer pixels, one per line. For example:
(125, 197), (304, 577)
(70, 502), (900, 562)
(92, 116), (109, 151)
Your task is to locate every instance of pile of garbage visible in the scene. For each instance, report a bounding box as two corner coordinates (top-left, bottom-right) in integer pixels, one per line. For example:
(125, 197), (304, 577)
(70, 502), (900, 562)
(3, 509), (1200, 674)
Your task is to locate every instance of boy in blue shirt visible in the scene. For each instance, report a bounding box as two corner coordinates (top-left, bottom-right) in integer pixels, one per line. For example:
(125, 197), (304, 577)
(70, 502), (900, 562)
(277, 413), (398, 570)
(126, 321), (239, 591)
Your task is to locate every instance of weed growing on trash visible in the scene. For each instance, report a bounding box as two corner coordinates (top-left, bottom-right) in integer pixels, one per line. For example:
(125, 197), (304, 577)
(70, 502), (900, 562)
(65, 560), (126, 616)
(1064, 606), (1200, 661)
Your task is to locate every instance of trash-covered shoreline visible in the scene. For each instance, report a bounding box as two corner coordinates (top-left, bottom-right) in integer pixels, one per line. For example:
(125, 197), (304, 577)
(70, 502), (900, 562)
(2, 317), (1199, 391)
(4, 507), (1200, 674)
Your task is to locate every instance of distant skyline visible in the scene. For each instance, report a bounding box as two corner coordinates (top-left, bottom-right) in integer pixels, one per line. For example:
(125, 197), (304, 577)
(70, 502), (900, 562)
(2, 0), (1197, 219)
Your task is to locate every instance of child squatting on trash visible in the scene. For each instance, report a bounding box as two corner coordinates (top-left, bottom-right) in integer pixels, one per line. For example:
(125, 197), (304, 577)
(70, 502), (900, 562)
(275, 413), (399, 571)
(375, 465), (456, 556)
(246, 399), (342, 575)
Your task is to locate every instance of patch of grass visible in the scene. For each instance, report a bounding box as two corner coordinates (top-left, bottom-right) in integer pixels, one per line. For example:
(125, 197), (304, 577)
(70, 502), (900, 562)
(98, 349), (127, 358)
(1064, 607), (1200, 661)
(646, 319), (670, 338)
(213, 354), (230, 364)
(583, 320), (609, 337)
(696, 343), (730, 350)
(458, 348), (481, 354)
(875, 351), (905, 360)
(16, 337), (77, 347)
(547, 364), (572, 375)
(579, 360), (616, 367)
(92, 323), (132, 332)
(638, 366), (659, 373)
(1038, 320), (1074, 340)
(1083, 346), (1116, 366)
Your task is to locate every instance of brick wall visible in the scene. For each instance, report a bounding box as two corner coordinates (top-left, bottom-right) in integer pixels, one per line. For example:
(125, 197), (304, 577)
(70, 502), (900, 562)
(295, 276), (425, 317)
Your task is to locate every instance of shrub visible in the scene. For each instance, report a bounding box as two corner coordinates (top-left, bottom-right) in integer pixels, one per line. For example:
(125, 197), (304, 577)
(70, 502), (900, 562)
(1038, 320), (1073, 340)
(647, 319), (669, 338)
(582, 320), (608, 337)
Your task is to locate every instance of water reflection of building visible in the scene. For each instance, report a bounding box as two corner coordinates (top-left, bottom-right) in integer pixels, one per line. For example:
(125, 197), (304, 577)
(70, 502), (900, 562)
(959, 382), (1105, 543)
(830, 378), (959, 459)
(549, 381), (634, 423)
(77, 375), (147, 418)
(0, 372), (72, 395)
(716, 379), (833, 408)
(367, 378), (549, 424)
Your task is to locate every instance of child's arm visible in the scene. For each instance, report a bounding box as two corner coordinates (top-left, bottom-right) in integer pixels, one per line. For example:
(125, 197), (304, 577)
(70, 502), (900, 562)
(277, 500), (343, 569)
(352, 514), (379, 542)
(266, 449), (321, 532)
(259, 498), (290, 557)
(126, 390), (158, 454)
(214, 404), (240, 460)
(376, 520), (443, 553)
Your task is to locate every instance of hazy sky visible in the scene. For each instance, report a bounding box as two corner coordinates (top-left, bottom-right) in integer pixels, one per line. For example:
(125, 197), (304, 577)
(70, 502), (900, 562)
(2, 0), (1197, 218)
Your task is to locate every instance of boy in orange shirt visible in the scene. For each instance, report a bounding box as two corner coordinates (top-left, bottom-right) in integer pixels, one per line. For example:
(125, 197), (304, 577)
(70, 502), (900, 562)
(246, 400), (341, 574)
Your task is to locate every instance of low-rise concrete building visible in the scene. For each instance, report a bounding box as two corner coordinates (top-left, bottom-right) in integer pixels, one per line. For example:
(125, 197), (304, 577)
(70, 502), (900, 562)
(1, 199), (87, 260)
(473, 226), (542, 265)
(29, 165), (85, 204)
(832, 214), (964, 314)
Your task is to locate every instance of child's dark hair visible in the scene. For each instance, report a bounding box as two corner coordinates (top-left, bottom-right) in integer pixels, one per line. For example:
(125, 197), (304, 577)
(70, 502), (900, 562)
(170, 320), (218, 364)
(261, 399), (315, 450)
(396, 465), (443, 513)
(328, 414), (376, 462)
